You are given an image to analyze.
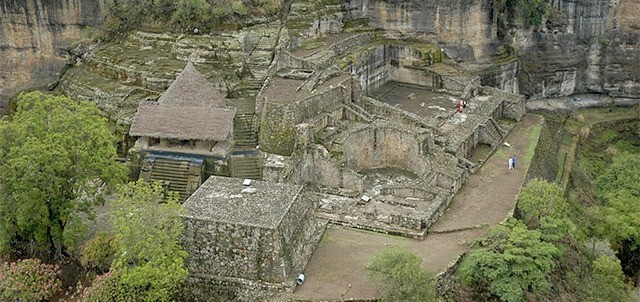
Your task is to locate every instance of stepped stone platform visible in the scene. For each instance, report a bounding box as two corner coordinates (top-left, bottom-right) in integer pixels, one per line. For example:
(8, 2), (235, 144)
(181, 176), (325, 301)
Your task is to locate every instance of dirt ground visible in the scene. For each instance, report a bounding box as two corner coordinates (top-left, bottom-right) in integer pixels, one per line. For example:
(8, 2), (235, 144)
(293, 114), (543, 300)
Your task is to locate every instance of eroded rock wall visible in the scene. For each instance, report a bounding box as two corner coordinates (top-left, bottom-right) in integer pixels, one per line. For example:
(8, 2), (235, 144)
(343, 0), (497, 61)
(0, 0), (104, 114)
(516, 0), (640, 99)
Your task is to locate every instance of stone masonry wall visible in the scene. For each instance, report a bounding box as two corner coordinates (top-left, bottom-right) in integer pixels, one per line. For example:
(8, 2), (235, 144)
(276, 190), (319, 278)
(182, 217), (285, 283)
(351, 44), (443, 93)
(343, 126), (426, 175)
(259, 78), (351, 156)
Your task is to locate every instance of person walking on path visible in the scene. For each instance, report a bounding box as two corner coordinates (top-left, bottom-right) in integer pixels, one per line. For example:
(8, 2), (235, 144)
(508, 156), (514, 170)
(512, 156), (516, 169)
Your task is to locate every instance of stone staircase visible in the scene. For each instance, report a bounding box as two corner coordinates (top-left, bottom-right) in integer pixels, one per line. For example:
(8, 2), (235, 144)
(229, 155), (263, 180)
(234, 114), (259, 149)
(143, 157), (202, 201)
(480, 118), (505, 147)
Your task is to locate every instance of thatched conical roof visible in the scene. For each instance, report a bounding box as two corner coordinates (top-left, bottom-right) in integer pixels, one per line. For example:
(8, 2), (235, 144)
(129, 62), (236, 141)
(157, 61), (226, 107)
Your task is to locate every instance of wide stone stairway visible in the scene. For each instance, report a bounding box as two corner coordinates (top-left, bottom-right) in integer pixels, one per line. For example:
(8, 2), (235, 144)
(145, 157), (202, 201)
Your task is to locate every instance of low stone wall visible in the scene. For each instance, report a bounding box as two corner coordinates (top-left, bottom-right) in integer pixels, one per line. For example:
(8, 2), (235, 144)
(355, 96), (434, 130)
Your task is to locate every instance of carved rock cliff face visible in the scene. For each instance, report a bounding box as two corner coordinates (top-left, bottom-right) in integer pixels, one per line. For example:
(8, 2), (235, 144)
(343, 0), (497, 61)
(1, 0), (637, 115)
(0, 0), (104, 113)
(516, 0), (640, 99)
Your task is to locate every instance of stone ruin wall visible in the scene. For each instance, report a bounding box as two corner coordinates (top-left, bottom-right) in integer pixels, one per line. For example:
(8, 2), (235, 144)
(355, 96), (433, 129)
(294, 145), (365, 191)
(523, 118), (564, 184)
(276, 190), (322, 279)
(351, 44), (444, 94)
(182, 218), (285, 282)
(259, 77), (352, 156)
(181, 188), (322, 300)
(343, 126), (427, 176)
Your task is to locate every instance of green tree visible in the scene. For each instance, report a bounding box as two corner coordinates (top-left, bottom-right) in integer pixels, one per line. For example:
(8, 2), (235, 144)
(593, 153), (640, 280)
(458, 218), (561, 302)
(595, 153), (640, 199)
(589, 255), (634, 302)
(0, 92), (125, 258)
(110, 181), (188, 302)
(367, 246), (439, 302)
(516, 179), (567, 225)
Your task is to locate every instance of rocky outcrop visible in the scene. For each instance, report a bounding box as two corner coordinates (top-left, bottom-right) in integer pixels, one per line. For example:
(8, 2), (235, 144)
(515, 0), (640, 99)
(343, 0), (497, 61)
(0, 0), (105, 114)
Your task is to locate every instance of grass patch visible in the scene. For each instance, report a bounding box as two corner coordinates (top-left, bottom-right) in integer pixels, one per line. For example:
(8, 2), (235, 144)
(523, 123), (542, 165)
(493, 147), (507, 159)
(555, 131), (576, 184)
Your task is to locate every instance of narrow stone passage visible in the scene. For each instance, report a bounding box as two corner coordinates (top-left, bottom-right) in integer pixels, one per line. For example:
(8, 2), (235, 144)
(293, 114), (544, 300)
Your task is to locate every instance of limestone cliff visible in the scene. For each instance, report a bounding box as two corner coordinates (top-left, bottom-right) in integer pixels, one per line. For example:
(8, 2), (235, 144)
(2, 0), (638, 118)
(0, 0), (104, 114)
(515, 0), (639, 99)
(343, 0), (498, 61)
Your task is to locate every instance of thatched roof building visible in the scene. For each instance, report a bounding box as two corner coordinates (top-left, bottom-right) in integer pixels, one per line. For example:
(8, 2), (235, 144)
(129, 61), (236, 141)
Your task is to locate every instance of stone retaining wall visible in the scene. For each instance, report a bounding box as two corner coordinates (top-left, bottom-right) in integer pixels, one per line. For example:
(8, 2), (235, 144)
(524, 118), (563, 184)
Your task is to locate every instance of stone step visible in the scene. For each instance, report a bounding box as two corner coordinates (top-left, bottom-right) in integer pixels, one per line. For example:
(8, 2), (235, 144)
(229, 156), (263, 179)
(234, 114), (258, 148)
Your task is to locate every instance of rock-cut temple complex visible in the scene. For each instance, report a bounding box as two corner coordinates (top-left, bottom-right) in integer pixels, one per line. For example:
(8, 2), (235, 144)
(128, 31), (526, 299)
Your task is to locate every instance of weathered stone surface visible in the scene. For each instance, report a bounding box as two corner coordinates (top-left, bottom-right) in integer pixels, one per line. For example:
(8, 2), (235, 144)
(181, 176), (324, 300)
(514, 0), (640, 99)
(0, 0), (105, 114)
(343, 0), (497, 61)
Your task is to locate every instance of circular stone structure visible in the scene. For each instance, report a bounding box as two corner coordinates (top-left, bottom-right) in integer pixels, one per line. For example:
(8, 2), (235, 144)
(343, 125), (427, 177)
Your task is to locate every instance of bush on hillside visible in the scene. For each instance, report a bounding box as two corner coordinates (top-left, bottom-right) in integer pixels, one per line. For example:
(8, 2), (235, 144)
(0, 258), (62, 301)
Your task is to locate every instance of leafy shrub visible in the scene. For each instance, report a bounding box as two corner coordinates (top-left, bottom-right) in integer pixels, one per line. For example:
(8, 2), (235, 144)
(516, 179), (567, 225)
(589, 255), (634, 302)
(80, 271), (142, 302)
(0, 258), (62, 301)
(367, 246), (439, 302)
(232, 0), (249, 16)
(172, 0), (212, 30)
(81, 232), (117, 273)
(458, 218), (561, 302)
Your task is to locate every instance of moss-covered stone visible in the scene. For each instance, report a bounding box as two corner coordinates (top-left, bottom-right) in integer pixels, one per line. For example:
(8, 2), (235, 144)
(259, 102), (297, 156)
